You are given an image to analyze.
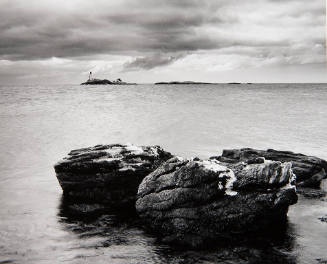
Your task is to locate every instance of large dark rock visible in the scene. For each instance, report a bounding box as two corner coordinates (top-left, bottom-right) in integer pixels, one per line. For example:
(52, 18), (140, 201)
(136, 157), (297, 248)
(213, 148), (327, 188)
(54, 144), (172, 212)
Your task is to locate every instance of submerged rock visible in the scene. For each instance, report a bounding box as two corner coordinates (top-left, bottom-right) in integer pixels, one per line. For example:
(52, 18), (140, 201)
(54, 144), (172, 212)
(213, 148), (327, 188)
(136, 157), (297, 248)
(296, 188), (327, 199)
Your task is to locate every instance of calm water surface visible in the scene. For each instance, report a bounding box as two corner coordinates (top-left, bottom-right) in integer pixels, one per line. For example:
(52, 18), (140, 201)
(0, 83), (327, 263)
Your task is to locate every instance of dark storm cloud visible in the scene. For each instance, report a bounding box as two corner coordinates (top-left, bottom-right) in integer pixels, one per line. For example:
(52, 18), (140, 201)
(124, 53), (187, 70)
(0, 0), (325, 70)
(0, 0), (221, 61)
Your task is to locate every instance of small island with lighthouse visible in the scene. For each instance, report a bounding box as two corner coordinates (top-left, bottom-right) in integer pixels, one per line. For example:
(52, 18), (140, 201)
(81, 72), (136, 85)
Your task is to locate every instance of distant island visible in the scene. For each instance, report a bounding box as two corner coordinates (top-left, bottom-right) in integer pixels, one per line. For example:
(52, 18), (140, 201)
(155, 81), (253, 85)
(81, 78), (136, 85)
(81, 72), (136, 85)
(227, 82), (253, 84)
(155, 81), (213, 85)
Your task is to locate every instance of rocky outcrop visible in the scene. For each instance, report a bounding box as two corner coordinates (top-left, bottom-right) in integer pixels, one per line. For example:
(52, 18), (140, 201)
(136, 157), (297, 248)
(81, 79), (112, 85)
(319, 216), (327, 223)
(54, 144), (172, 212)
(213, 148), (327, 188)
(81, 79), (136, 85)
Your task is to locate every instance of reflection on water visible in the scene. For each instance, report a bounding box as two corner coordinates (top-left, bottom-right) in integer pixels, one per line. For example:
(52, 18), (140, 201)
(57, 196), (297, 264)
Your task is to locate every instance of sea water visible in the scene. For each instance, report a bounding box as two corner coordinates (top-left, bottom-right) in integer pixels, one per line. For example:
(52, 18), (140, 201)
(0, 83), (326, 263)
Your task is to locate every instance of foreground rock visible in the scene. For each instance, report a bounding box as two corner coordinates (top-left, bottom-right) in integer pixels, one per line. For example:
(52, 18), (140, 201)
(213, 148), (327, 188)
(136, 157), (297, 248)
(54, 144), (172, 212)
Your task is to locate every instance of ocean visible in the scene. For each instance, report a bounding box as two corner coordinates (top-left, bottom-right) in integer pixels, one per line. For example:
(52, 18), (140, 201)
(0, 83), (326, 263)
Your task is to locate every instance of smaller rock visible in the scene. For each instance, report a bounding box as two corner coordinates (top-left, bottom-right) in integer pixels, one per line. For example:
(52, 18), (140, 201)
(214, 148), (327, 188)
(318, 216), (327, 223)
(54, 143), (172, 212)
(297, 169), (326, 188)
(297, 188), (327, 199)
(317, 259), (327, 264)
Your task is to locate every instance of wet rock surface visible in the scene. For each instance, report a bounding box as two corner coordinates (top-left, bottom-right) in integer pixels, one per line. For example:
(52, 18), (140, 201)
(296, 188), (327, 199)
(214, 148), (327, 188)
(136, 157), (297, 248)
(318, 216), (327, 223)
(54, 144), (172, 211)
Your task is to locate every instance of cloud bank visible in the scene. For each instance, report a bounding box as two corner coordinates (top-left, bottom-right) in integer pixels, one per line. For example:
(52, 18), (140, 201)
(0, 0), (325, 83)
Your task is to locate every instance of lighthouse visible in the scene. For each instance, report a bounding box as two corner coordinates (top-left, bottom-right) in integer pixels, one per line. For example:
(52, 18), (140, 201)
(88, 71), (92, 81)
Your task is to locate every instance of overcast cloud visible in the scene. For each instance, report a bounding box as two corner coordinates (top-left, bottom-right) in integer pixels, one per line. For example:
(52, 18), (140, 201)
(0, 0), (325, 83)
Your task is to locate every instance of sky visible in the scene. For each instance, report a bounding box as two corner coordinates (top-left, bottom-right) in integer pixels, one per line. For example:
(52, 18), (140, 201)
(0, 0), (326, 84)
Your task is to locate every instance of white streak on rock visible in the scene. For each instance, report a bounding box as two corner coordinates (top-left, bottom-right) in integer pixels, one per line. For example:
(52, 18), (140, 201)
(219, 169), (238, 196)
(198, 160), (238, 196)
(200, 160), (228, 172)
(281, 164), (297, 190)
(149, 146), (159, 157)
(124, 144), (144, 155)
(105, 146), (124, 157)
